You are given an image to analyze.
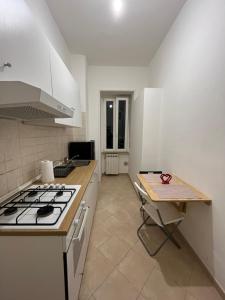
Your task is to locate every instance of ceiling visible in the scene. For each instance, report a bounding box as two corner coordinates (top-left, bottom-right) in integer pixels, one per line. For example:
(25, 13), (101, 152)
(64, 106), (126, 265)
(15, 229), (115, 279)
(46, 0), (187, 66)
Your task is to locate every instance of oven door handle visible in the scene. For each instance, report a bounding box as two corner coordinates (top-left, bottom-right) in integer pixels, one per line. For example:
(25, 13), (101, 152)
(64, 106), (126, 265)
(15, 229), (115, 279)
(72, 207), (89, 242)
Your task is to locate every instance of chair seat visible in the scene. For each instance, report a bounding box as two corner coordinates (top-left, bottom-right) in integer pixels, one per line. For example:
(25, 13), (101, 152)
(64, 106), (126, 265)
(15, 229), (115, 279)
(143, 202), (184, 226)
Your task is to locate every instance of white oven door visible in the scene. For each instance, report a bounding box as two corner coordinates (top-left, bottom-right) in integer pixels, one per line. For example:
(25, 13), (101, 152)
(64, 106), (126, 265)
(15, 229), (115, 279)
(67, 206), (89, 300)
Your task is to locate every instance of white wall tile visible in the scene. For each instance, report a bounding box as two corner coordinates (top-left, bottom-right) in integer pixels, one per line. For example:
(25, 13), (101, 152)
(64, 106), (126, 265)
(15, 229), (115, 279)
(0, 113), (86, 197)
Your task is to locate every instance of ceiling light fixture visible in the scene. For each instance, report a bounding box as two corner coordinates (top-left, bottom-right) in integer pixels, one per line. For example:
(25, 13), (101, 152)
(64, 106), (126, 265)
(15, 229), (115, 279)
(112, 0), (124, 19)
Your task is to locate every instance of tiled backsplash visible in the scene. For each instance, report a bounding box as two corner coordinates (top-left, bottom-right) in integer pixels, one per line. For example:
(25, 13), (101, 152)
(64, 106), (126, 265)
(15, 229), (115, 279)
(0, 113), (86, 198)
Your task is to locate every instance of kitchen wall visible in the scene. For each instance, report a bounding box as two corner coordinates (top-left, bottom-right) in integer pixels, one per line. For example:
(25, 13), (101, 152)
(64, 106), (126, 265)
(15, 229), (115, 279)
(0, 1), (87, 200)
(0, 116), (86, 200)
(87, 66), (150, 178)
(129, 88), (163, 183)
(148, 0), (225, 291)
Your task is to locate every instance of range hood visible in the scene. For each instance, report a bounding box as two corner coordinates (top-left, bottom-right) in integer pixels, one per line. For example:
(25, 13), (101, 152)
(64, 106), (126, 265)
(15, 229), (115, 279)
(0, 81), (73, 120)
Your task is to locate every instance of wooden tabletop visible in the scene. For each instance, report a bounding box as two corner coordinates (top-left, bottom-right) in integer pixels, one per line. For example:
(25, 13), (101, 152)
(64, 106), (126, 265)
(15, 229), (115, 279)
(0, 160), (97, 236)
(137, 173), (211, 204)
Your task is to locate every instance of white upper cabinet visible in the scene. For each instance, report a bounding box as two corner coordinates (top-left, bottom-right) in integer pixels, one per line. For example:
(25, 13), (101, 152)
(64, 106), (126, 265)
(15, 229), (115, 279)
(0, 0), (81, 127)
(0, 0), (52, 95)
(50, 45), (81, 127)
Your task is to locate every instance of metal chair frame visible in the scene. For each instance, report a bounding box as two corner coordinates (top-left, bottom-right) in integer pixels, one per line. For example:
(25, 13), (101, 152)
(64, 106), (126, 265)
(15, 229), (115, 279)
(135, 179), (183, 257)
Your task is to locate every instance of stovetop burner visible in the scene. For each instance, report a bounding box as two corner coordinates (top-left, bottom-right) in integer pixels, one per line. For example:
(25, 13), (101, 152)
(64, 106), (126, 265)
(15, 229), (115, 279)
(0, 184), (81, 228)
(4, 207), (18, 216)
(27, 191), (38, 197)
(56, 190), (63, 197)
(37, 205), (54, 218)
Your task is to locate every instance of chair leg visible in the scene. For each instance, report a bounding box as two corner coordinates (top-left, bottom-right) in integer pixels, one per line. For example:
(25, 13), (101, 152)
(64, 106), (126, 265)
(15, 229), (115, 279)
(137, 216), (160, 257)
(159, 224), (181, 249)
(140, 206), (145, 220)
(140, 207), (156, 226)
(137, 219), (182, 256)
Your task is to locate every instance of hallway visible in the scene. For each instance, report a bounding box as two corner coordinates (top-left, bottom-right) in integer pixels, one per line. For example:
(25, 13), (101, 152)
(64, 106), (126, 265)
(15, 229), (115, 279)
(79, 175), (222, 300)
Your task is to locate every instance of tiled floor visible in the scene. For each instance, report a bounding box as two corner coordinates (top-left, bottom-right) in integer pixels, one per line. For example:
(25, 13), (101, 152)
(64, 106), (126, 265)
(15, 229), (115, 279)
(79, 175), (223, 300)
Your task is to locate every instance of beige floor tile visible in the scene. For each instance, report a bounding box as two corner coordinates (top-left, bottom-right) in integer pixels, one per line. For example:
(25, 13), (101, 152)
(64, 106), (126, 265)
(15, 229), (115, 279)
(82, 248), (114, 294)
(133, 239), (155, 261)
(118, 249), (155, 291)
(112, 208), (141, 228)
(137, 294), (151, 300)
(85, 244), (102, 264)
(98, 236), (130, 266)
(185, 293), (198, 300)
(79, 296), (96, 300)
(94, 269), (139, 300)
(79, 279), (92, 300)
(186, 264), (222, 300)
(142, 267), (186, 300)
(89, 225), (111, 248)
(79, 175), (222, 300)
(187, 288), (222, 300)
(100, 215), (122, 235)
(156, 252), (193, 286)
(94, 208), (112, 223)
(114, 222), (139, 246)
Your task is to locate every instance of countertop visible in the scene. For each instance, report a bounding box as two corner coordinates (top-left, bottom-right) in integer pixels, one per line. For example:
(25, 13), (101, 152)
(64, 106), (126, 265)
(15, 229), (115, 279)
(0, 160), (97, 236)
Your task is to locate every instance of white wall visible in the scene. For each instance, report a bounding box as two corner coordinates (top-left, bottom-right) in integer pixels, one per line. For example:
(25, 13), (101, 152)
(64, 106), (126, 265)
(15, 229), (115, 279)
(148, 0), (225, 291)
(129, 88), (162, 183)
(25, 0), (71, 68)
(141, 89), (162, 171)
(87, 66), (150, 178)
(129, 91), (144, 182)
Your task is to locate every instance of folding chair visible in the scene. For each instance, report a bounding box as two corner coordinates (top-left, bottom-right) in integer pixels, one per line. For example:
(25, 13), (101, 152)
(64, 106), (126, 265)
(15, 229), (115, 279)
(134, 182), (185, 256)
(138, 171), (162, 219)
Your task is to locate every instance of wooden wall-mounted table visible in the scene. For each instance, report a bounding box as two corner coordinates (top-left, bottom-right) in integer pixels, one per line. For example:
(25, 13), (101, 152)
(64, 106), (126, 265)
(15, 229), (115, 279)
(137, 173), (211, 212)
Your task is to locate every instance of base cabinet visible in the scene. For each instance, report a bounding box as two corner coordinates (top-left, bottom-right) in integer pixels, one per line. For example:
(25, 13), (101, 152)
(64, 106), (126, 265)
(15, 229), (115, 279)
(83, 172), (98, 241)
(66, 171), (98, 300)
(0, 170), (98, 300)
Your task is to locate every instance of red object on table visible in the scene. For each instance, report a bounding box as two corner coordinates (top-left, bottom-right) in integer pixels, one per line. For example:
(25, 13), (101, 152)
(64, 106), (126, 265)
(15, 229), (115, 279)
(160, 173), (172, 184)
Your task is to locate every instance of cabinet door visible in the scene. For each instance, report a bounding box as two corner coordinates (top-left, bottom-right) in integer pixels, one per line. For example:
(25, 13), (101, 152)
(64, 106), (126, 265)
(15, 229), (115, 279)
(0, 0), (52, 95)
(84, 173), (98, 239)
(50, 45), (82, 127)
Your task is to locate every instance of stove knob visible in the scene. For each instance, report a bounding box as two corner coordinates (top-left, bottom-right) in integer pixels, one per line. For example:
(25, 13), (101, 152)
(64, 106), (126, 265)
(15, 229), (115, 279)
(74, 219), (79, 226)
(62, 184), (66, 189)
(49, 184), (55, 189)
(80, 201), (86, 208)
(55, 184), (61, 188)
(43, 184), (48, 188)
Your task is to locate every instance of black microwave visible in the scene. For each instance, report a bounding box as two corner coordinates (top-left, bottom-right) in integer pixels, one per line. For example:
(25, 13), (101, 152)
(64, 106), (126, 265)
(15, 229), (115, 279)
(68, 141), (95, 160)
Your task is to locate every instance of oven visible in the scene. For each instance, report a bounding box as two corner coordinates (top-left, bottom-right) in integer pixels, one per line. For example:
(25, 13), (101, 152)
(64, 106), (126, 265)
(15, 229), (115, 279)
(65, 205), (89, 300)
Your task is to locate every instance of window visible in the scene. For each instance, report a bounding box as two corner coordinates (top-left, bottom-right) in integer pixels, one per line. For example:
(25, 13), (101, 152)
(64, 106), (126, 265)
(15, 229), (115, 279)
(106, 100), (114, 149)
(103, 97), (129, 151)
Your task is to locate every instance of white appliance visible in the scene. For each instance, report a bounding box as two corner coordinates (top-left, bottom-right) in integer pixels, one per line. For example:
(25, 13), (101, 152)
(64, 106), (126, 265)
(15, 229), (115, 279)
(0, 183), (81, 229)
(0, 81), (73, 119)
(0, 182), (91, 300)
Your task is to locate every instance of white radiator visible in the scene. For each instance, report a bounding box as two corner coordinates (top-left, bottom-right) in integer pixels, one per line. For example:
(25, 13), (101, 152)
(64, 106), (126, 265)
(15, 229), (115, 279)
(105, 154), (119, 175)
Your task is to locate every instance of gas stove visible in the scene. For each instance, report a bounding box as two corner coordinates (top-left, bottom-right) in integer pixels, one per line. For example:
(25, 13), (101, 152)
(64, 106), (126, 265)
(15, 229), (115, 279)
(0, 183), (81, 229)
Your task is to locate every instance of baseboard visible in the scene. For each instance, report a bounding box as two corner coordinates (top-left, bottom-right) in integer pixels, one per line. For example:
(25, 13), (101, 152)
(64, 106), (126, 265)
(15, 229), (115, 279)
(177, 230), (225, 299)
